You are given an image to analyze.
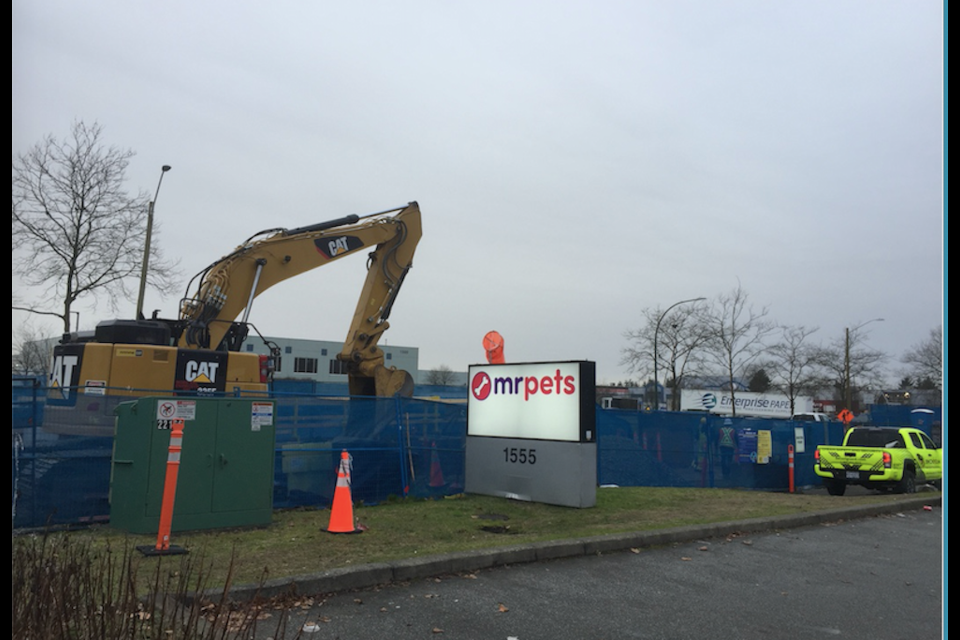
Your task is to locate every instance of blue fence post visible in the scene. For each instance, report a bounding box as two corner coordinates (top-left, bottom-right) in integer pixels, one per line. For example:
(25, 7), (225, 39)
(394, 395), (408, 497)
(594, 405), (602, 486)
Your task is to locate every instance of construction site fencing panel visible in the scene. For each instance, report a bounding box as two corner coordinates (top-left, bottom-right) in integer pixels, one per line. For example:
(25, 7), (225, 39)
(596, 409), (848, 489)
(12, 378), (936, 530)
(271, 395), (467, 509)
(868, 405), (942, 441)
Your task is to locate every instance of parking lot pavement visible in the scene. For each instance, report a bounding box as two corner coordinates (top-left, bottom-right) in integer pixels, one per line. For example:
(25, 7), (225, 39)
(225, 493), (943, 640)
(212, 489), (942, 606)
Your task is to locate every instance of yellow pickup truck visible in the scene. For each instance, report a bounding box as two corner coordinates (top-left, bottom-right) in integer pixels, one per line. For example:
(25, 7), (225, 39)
(814, 427), (942, 496)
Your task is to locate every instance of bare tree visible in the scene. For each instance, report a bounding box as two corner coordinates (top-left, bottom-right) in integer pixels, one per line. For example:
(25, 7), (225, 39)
(764, 324), (827, 415)
(424, 365), (456, 386)
(12, 322), (55, 376)
(901, 326), (942, 390)
(620, 312), (656, 389)
(12, 121), (180, 333)
(700, 283), (775, 416)
(819, 325), (888, 412)
(621, 301), (709, 410)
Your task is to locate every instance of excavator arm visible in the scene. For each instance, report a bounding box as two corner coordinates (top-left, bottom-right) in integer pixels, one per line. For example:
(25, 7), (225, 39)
(177, 202), (422, 396)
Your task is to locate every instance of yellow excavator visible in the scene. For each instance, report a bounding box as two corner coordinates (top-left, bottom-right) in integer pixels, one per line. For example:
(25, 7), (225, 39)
(48, 202), (422, 417)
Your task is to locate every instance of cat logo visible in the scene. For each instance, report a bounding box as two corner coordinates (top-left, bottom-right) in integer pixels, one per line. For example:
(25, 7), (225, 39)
(314, 234), (364, 259)
(48, 345), (85, 404)
(175, 350), (227, 394)
(50, 353), (80, 401)
(185, 360), (220, 383)
(327, 236), (350, 257)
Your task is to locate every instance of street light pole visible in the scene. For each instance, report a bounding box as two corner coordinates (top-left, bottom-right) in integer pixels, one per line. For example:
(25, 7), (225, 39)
(844, 327), (850, 410)
(844, 317), (884, 412)
(653, 297), (705, 411)
(136, 165), (172, 320)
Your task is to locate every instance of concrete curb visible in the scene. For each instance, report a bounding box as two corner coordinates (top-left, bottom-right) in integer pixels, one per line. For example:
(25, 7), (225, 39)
(204, 494), (941, 604)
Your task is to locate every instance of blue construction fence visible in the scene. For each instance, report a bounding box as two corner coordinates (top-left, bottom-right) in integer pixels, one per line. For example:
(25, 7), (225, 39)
(11, 376), (942, 530)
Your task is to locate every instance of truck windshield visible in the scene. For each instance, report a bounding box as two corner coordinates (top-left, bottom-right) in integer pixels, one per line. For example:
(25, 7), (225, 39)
(846, 429), (905, 448)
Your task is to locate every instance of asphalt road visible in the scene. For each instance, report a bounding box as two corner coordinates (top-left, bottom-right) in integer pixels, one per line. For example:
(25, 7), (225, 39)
(228, 494), (943, 640)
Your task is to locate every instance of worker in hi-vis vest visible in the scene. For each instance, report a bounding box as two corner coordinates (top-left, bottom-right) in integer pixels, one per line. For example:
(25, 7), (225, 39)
(717, 418), (737, 479)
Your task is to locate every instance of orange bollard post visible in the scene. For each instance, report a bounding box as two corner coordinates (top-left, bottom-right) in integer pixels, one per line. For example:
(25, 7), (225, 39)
(137, 418), (188, 556)
(326, 451), (363, 534)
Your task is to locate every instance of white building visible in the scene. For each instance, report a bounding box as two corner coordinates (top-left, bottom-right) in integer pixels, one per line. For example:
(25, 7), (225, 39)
(241, 336), (421, 384)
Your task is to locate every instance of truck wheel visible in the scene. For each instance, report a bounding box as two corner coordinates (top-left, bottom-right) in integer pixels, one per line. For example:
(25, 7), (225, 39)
(896, 470), (916, 494)
(825, 479), (846, 496)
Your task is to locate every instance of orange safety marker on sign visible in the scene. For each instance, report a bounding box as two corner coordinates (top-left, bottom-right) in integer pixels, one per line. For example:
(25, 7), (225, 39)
(483, 331), (505, 364)
(137, 418), (188, 556)
(326, 451), (363, 534)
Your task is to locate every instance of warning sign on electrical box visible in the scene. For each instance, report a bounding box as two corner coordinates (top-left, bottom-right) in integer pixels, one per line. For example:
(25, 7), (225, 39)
(251, 402), (274, 430)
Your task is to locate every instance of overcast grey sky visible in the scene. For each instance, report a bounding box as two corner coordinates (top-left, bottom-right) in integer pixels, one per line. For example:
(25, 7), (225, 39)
(12, 1), (944, 385)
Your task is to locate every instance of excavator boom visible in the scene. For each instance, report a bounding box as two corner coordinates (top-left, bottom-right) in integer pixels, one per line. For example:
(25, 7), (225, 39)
(177, 201), (422, 396)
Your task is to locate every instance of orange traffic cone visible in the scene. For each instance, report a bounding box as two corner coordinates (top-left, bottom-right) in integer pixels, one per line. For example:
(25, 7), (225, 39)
(326, 450), (362, 534)
(429, 442), (445, 488)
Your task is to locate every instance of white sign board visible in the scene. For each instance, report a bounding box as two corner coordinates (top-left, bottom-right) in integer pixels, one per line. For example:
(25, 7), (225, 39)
(680, 390), (812, 418)
(467, 361), (593, 442)
(794, 427), (806, 453)
(155, 399), (197, 421)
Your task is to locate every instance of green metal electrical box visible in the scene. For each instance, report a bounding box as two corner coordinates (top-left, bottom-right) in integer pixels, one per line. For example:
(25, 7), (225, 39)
(110, 397), (276, 534)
